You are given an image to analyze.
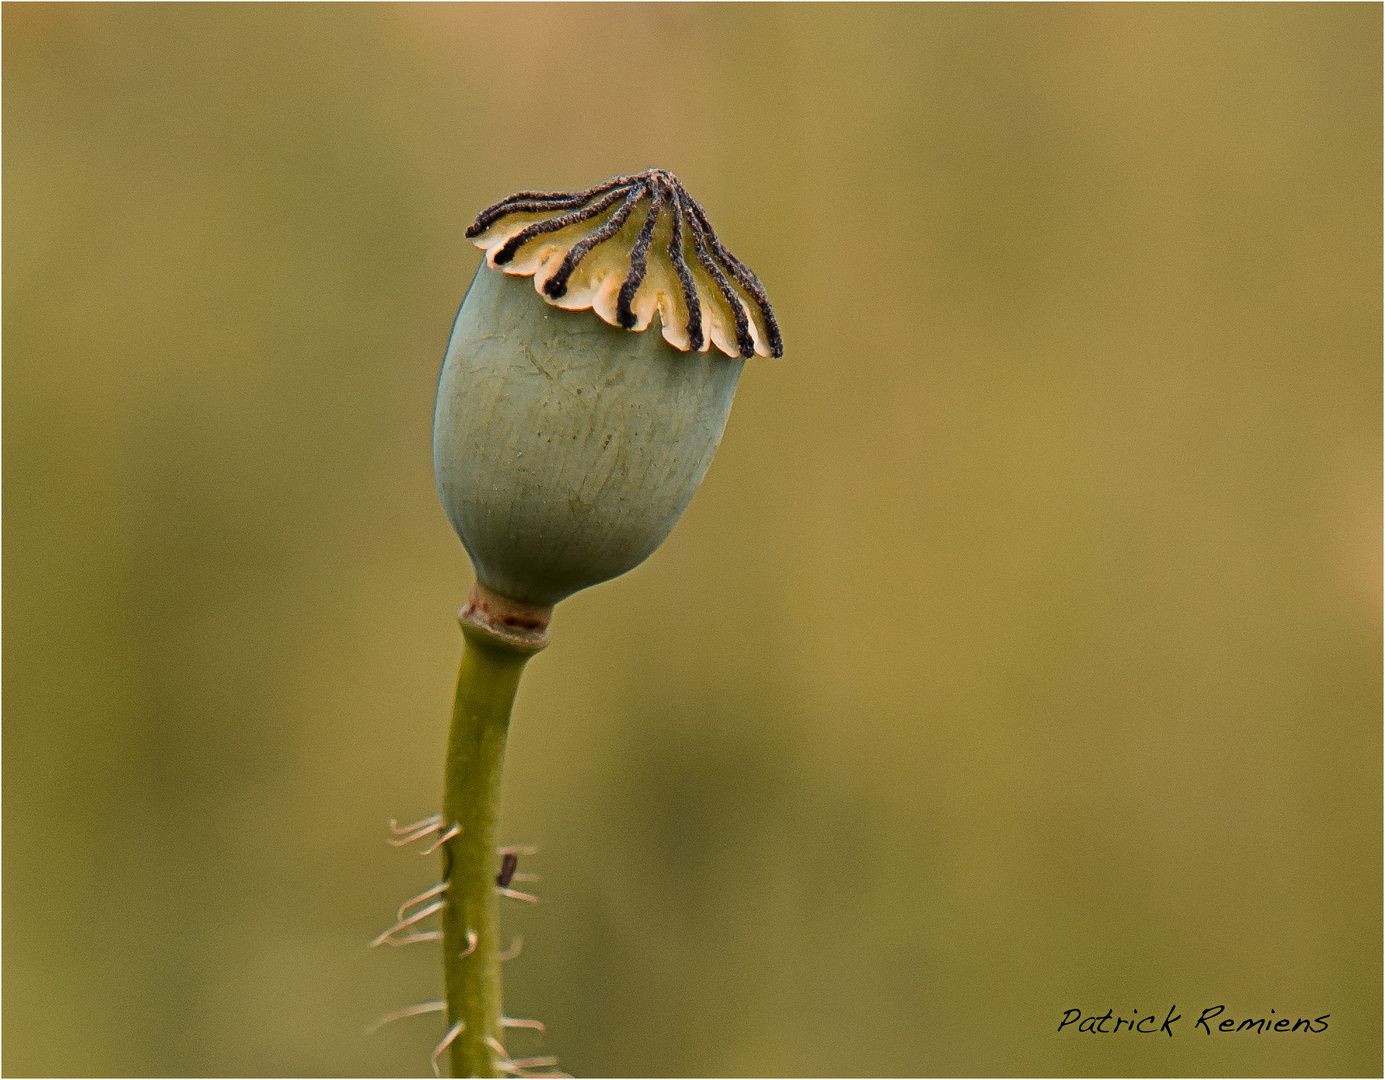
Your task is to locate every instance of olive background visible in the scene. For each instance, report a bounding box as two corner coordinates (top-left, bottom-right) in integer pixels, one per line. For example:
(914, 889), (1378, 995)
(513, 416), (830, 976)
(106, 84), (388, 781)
(4, 4), (1380, 1077)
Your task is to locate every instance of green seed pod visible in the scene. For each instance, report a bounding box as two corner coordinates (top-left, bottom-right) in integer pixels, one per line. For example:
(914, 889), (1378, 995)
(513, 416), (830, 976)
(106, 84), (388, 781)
(434, 170), (781, 644)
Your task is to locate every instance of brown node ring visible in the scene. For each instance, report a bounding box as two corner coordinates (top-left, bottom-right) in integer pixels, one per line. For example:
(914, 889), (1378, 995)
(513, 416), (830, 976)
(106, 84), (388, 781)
(458, 581), (552, 652)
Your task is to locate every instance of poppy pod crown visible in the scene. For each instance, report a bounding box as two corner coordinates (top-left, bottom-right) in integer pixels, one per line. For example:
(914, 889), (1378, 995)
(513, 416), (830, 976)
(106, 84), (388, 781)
(435, 170), (781, 632)
(466, 169), (782, 360)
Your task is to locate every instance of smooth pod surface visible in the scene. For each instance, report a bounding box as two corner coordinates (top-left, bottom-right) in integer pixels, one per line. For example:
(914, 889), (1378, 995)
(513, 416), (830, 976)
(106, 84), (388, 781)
(434, 263), (744, 606)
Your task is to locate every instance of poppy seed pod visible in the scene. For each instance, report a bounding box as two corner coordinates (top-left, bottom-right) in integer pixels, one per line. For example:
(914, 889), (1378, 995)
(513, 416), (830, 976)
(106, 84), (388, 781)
(434, 170), (781, 643)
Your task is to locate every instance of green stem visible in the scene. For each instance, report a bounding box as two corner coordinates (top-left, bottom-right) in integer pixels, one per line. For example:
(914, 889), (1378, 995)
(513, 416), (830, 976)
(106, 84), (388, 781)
(440, 621), (538, 1078)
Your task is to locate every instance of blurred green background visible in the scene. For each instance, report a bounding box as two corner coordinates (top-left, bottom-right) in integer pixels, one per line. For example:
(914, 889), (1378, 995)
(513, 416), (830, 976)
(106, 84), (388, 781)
(4, 4), (1380, 1077)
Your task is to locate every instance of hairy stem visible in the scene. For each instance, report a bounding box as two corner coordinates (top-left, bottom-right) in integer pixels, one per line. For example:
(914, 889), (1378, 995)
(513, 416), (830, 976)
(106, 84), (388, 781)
(440, 618), (540, 1078)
